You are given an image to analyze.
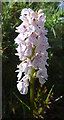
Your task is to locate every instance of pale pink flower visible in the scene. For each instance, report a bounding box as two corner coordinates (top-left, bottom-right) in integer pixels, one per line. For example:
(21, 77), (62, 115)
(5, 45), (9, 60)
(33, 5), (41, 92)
(17, 81), (28, 94)
(15, 8), (49, 94)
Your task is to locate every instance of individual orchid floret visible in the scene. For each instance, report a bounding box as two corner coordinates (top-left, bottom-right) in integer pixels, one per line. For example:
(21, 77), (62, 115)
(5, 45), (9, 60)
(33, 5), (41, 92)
(17, 74), (30, 94)
(15, 8), (49, 94)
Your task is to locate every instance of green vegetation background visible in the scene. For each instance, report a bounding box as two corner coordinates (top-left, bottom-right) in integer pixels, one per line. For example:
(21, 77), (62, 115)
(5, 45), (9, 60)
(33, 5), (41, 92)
(2, 2), (64, 120)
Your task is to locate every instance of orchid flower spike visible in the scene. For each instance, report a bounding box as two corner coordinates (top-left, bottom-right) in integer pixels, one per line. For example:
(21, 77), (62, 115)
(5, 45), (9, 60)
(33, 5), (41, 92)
(14, 8), (49, 94)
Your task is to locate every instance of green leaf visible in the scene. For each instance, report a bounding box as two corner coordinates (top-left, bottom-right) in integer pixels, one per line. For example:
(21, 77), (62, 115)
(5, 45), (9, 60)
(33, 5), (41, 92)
(45, 85), (54, 104)
(51, 27), (56, 38)
(13, 92), (30, 110)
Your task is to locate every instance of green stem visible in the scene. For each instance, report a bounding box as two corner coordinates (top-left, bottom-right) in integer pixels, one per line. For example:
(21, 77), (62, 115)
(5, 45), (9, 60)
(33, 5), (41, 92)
(30, 68), (35, 120)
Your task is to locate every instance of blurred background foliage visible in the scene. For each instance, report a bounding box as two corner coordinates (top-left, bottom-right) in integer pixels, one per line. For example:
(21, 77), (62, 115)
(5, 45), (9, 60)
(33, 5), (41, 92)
(2, 1), (64, 120)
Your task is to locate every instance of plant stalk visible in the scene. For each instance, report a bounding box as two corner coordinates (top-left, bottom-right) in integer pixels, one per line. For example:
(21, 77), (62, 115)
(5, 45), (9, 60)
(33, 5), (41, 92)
(30, 68), (35, 120)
